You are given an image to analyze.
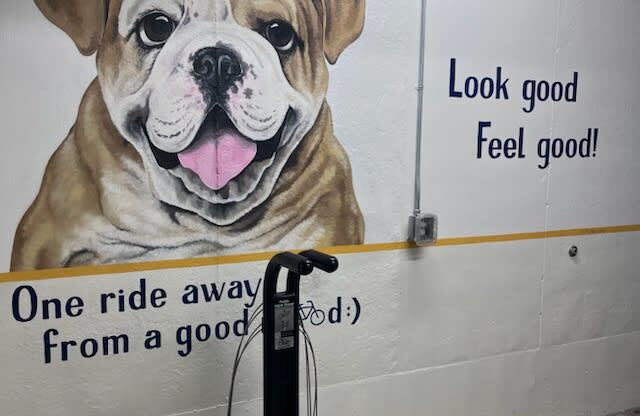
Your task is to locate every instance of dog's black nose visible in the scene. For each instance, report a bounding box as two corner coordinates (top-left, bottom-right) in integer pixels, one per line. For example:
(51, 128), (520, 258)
(193, 47), (243, 93)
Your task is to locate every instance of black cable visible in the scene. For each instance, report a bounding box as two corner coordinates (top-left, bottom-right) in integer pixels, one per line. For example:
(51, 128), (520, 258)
(227, 324), (262, 416)
(299, 316), (318, 416)
(302, 329), (317, 416)
(301, 331), (312, 416)
(233, 305), (263, 367)
(228, 305), (320, 416)
(227, 305), (263, 416)
(307, 327), (318, 416)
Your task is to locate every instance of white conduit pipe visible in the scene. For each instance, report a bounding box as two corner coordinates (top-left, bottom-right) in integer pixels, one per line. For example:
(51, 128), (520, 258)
(413, 0), (428, 215)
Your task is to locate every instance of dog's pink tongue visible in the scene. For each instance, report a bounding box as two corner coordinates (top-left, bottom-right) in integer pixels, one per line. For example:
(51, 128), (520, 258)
(178, 130), (257, 190)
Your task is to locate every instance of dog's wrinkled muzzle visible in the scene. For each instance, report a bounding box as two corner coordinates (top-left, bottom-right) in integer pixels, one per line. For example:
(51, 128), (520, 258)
(145, 106), (288, 191)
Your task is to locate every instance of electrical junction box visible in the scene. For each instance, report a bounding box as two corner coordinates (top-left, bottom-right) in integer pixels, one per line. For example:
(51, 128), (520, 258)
(409, 213), (438, 246)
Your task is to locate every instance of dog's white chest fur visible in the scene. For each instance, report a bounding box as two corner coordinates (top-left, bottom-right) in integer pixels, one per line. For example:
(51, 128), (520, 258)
(65, 162), (323, 265)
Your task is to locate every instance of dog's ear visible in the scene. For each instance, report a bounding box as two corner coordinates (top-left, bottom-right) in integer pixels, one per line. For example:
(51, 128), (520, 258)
(34, 0), (107, 56)
(323, 0), (366, 64)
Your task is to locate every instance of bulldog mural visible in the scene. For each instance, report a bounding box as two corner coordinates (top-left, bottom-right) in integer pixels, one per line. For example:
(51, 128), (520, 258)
(11, 0), (365, 271)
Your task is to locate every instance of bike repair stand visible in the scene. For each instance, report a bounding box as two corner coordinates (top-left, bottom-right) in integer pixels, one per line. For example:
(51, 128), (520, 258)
(262, 250), (339, 416)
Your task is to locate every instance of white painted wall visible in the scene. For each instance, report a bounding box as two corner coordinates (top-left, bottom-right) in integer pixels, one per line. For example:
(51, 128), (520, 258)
(1, 0), (639, 415)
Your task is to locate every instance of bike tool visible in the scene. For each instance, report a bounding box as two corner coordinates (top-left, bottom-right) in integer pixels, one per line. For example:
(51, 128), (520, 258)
(262, 250), (338, 416)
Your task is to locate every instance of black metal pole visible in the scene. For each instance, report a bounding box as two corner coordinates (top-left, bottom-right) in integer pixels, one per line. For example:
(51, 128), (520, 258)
(263, 253), (313, 416)
(262, 251), (339, 416)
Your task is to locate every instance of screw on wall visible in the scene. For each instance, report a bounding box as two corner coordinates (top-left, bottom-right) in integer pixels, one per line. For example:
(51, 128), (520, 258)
(568, 245), (578, 258)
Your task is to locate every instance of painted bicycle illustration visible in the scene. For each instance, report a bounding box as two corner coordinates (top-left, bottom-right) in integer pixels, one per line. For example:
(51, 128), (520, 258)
(298, 300), (326, 326)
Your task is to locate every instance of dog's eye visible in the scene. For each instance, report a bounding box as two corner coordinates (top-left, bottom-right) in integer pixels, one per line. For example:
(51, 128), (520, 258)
(265, 21), (296, 53)
(138, 12), (176, 47)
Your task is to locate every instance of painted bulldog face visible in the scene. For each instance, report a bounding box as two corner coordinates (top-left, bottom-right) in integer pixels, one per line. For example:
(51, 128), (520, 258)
(35, 0), (365, 225)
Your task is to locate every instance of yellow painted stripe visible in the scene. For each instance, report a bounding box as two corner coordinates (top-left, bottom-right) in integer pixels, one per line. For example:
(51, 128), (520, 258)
(1, 224), (639, 283)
